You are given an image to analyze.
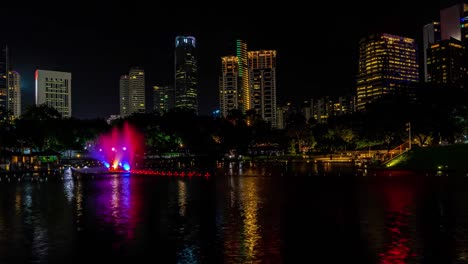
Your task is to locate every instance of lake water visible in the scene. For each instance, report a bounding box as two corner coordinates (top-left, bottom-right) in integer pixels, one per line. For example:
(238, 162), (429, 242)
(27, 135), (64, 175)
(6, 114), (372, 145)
(0, 161), (467, 263)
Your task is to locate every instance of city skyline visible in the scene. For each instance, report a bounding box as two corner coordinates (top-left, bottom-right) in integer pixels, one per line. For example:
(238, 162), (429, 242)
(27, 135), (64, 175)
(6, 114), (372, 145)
(0, 1), (456, 118)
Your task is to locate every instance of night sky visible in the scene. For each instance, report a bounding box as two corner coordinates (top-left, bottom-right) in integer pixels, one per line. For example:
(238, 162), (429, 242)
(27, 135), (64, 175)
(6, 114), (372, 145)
(0, 1), (456, 118)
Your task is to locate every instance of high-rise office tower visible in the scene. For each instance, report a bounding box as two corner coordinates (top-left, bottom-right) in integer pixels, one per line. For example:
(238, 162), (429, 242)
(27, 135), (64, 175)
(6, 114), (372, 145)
(440, 3), (468, 41)
(248, 50), (277, 128)
(236, 39), (249, 113)
(175, 36), (198, 114)
(219, 56), (239, 117)
(119, 75), (129, 117)
(129, 67), (145, 114)
(35, 69), (72, 118)
(8, 71), (20, 118)
(423, 22), (441, 82)
(153, 85), (174, 114)
(427, 38), (465, 88)
(0, 45), (8, 112)
(356, 33), (419, 111)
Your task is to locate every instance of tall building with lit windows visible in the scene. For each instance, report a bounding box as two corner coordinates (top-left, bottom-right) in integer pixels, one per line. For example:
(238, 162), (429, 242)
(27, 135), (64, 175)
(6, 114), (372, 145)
(219, 56), (239, 117)
(153, 85), (174, 114)
(175, 36), (198, 114)
(128, 67), (145, 114)
(0, 45), (8, 112)
(248, 50), (277, 127)
(356, 33), (419, 111)
(35, 69), (72, 118)
(236, 39), (249, 113)
(8, 71), (20, 118)
(427, 38), (465, 88)
(423, 22), (441, 82)
(119, 75), (129, 117)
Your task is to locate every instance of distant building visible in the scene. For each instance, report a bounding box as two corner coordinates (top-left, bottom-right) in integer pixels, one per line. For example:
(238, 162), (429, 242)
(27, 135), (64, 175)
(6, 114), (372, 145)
(276, 106), (288, 129)
(119, 67), (145, 116)
(440, 3), (468, 42)
(221, 41), (279, 128)
(423, 22), (441, 82)
(153, 85), (174, 114)
(175, 36), (198, 114)
(35, 69), (72, 118)
(308, 96), (354, 124)
(0, 45), (8, 111)
(106, 114), (120, 125)
(236, 39), (249, 113)
(427, 38), (465, 88)
(331, 96), (355, 117)
(219, 56), (239, 117)
(301, 104), (312, 123)
(356, 33), (419, 111)
(119, 75), (129, 117)
(129, 67), (145, 114)
(248, 50), (277, 128)
(276, 102), (294, 129)
(311, 97), (331, 123)
(8, 71), (20, 118)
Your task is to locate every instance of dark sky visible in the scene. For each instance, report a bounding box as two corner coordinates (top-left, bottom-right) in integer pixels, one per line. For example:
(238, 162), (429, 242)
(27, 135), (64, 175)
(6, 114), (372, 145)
(0, 1), (457, 118)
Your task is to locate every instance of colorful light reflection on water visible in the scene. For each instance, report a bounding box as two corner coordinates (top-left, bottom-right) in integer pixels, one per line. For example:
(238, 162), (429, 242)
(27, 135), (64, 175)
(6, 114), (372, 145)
(92, 122), (143, 172)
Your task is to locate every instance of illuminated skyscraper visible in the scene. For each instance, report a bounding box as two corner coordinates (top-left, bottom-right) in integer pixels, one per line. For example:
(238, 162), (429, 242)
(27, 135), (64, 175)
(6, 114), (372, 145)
(236, 39), (249, 113)
(248, 50), (277, 127)
(219, 56), (239, 117)
(153, 85), (174, 114)
(175, 36), (198, 114)
(0, 45), (8, 112)
(356, 33), (419, 111)
(35, 69), (72, 118)
(427, 38), (465, 88)
(423, 22), (441, 82)
(119, 75), (129, 117)
(128, 67), (145, 114)
(8, 71), (20, 118)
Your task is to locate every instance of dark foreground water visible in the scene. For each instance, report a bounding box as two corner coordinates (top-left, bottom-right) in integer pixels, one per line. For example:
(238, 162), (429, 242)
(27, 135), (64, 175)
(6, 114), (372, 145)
(0, 162), (468, 263)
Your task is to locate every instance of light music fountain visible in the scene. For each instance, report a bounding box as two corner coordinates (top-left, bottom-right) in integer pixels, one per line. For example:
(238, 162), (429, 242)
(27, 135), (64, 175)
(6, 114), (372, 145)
(92, 122), (144, 173)
(78, 122), (210, 178)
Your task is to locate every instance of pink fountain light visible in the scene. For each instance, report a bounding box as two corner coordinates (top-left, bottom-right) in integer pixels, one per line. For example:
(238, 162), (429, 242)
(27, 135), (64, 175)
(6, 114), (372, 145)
(93, 122), (144, 172)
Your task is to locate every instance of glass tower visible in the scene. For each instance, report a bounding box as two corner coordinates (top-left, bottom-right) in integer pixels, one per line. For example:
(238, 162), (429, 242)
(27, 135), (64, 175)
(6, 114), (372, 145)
(175, 36), (198, 114)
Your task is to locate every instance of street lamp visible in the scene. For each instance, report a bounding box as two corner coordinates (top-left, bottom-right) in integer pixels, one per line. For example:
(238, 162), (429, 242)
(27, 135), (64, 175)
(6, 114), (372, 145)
(406, 122), (411, 150)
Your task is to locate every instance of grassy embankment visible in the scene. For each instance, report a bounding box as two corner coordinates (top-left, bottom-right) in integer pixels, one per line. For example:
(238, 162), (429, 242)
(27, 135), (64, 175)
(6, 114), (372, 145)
(385, 144), (468, 172)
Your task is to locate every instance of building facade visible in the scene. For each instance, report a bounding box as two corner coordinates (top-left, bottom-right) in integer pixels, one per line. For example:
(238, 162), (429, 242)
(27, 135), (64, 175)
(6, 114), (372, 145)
(219, 56), (239, 117)
(35, 69), (72, 118)
(175, 36), (198, 114)
(423, 22), (441, 82)
(153, 85), (174, 114)
(8, 71), (20, 118)
(248, 50), (277, 128)
(356, 33), (419, 111)
(119, 75), (129, 117)
(236, 39), (249, 113)
(427, 38), (465, 88)
(128, 67), (145, 114)
(440, 3), (468, 41)
(0, 45), (8, 112)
